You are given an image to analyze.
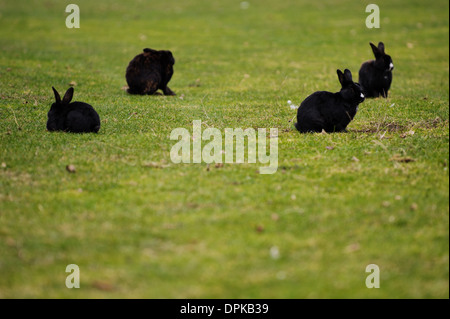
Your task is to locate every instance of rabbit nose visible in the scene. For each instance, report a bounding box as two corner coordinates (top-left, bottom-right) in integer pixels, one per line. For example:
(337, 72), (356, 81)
(389, 63), (394, 70)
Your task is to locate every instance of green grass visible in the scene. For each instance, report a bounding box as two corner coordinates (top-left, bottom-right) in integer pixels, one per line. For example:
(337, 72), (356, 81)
(0, 0), (448, 298)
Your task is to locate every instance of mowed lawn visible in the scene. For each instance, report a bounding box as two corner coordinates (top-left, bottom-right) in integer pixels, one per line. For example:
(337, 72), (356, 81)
(0, 0), (448, 298)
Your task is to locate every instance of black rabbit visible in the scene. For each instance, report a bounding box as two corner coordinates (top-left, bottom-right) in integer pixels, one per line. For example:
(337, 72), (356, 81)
(47, 87), (100, 133)
(295, 69), (365, 133)
(358, 42), (394, 98)
(125, 48), (176, 95)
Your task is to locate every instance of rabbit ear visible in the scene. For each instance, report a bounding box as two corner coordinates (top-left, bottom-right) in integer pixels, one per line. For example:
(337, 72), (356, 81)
(337, 69), (345, 86)
(161, 50), (175, 65)
(52, 87), (61, 104)
(343, 69), (353, 82)
(62, 87), (74, 104)
(378, 42), (385, 54)
(370, 42), (381, 58)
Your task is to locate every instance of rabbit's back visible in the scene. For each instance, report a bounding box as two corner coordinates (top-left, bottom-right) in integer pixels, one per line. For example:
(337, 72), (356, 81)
(296, 91), (337, 133)
(126, 52), (162, 94)
(127, 52), (161, 75)
(296, 91), (357, 133)
(358, 61), (373, 85)
(65, 102), (100, 133)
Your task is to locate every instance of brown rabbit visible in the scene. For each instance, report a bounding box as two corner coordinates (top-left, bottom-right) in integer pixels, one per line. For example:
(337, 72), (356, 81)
(125, 48), (176, 95)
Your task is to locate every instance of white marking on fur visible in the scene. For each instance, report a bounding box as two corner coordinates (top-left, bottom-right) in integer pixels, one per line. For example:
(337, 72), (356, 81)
(360, 93), (365, 98)
(389, 63), (394, 70)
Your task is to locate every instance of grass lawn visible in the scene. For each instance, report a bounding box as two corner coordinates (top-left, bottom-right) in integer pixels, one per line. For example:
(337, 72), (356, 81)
(0, 0), (448, 298)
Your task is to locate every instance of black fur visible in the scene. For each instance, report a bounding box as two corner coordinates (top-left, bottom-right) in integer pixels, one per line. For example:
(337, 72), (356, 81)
(358, 42), (394, 98)
(295, 69), (365, 133)
(125, 48), (175, 95)
(47, 87), (101, 133)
